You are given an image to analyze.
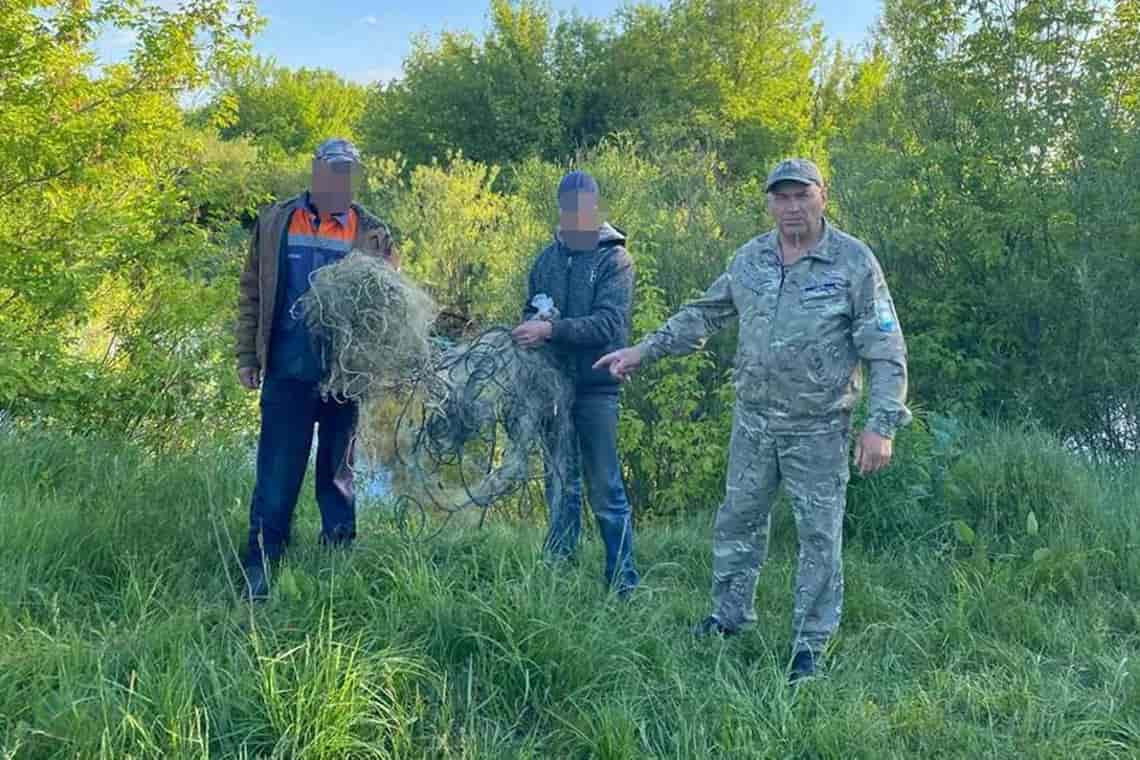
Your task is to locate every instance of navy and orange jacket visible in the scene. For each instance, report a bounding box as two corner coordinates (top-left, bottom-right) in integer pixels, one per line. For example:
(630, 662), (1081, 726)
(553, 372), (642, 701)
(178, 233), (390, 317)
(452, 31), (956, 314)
(236, 192), (398, 373)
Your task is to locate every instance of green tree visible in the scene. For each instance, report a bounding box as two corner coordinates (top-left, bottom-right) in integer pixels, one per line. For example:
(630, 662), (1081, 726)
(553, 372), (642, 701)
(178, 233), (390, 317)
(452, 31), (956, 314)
(361, 31), (486, 167)
(210, 57), (369, 156)
(361, 0), (830, 180)
(617, 0), (824, 176)
(830, 0), (1140, 453)
(360, 153), (547, 326)
(360, 0), (561, 168)
(0, 0), (259, 441)
(548, 14), (619, 151)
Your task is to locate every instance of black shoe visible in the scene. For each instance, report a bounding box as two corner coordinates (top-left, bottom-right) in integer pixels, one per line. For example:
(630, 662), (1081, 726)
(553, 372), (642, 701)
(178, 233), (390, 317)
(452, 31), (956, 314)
(615, 582), (638, 602)
(788, 649), (818, 684)
(243, 564), (270, 602)
(692, 615), (738, 638)
(542, 549), (578, 567)
(320, 527), (355, 550)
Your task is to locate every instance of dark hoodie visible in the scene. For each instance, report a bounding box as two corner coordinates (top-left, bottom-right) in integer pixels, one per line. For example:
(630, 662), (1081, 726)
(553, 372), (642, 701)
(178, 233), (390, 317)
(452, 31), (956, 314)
(522, 222), (633, 394)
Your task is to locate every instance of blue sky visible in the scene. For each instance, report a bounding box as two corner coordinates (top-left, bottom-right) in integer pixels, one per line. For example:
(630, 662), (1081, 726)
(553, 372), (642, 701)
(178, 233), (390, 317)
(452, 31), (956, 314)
(97, 1), (884, 87)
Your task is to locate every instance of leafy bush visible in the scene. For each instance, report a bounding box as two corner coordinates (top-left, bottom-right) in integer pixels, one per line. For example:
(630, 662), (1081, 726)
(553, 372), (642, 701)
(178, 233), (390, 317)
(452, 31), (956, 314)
(831, 0), (1140, 455)
(844, 411), (948, 549)
(942, 424), (1096, 549)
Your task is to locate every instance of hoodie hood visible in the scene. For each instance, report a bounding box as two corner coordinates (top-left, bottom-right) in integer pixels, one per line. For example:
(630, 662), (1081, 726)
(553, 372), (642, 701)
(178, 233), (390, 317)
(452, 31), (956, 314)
(556, 221), (626, 251)
(598, 222), (626, 246)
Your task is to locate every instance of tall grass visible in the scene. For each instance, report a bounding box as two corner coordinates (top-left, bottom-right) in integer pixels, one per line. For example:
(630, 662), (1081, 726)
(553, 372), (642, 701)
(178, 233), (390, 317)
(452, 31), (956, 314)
(1, 423), (1138, 758)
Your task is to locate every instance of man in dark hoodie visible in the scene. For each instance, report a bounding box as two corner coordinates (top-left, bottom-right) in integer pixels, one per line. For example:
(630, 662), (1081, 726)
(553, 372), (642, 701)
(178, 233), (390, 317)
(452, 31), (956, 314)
(511, 171), (640, 595)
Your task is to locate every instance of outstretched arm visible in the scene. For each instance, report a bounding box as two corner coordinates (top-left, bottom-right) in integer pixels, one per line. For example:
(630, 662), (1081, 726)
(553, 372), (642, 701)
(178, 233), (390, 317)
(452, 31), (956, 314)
(637, 271), (738, 362)
(595, 270), (737, 380)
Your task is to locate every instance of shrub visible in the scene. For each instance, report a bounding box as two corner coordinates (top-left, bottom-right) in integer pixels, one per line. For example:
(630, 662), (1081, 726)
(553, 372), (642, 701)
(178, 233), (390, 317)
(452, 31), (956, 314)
(942, 423), (1097, 549)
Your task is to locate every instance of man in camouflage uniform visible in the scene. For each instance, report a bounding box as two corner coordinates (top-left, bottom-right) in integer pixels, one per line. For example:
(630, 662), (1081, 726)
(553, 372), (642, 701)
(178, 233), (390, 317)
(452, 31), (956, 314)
(594, 158), (910, 681)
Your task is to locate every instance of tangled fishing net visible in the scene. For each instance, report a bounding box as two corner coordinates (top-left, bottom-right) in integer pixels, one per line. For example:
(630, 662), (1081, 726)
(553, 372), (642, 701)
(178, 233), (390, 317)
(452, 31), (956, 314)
(296, 252), (438, 402)
(297, 252), (574, 537)
(390, 327), (574, 534)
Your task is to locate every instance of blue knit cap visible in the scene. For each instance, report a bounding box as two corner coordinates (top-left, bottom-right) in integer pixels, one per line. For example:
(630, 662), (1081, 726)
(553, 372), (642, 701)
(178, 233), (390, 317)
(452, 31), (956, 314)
(557, 170), (599, 207)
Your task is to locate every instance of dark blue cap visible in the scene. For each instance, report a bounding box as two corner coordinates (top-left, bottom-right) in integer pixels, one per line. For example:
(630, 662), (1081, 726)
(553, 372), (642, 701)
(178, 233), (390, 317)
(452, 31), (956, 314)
(557, 170), (599, 207)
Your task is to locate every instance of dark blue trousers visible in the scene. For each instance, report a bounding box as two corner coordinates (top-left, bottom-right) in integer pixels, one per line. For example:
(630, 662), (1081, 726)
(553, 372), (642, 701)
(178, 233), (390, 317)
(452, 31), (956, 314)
(544, 393), (639, 592)
(246, 375), (358, 566)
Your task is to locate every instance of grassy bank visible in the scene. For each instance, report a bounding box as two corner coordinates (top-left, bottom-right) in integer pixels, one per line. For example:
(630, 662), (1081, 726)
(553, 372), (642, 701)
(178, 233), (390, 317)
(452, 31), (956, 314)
(1, 426), (1138, 759)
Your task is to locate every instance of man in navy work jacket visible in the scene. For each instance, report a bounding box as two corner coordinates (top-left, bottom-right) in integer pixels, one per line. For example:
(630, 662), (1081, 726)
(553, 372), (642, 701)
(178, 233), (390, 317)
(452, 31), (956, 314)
(511, 170), (640, 596)
(235, 138), (399, 600)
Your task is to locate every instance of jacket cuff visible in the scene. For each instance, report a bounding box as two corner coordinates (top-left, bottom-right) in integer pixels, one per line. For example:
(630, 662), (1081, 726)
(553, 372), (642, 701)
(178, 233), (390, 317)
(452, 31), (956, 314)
(549, 319), (572, 344)
(237, 352), (259, 370)
(634, 337), (663, 365)
(868, 419), (896, 440)
(866, 409), (911, 439)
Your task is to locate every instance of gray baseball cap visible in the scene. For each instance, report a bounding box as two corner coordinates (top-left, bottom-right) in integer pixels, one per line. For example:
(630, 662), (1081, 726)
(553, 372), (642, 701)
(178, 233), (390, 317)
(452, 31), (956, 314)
(313, 138), (361, 166)
(764, 158), (824, 192)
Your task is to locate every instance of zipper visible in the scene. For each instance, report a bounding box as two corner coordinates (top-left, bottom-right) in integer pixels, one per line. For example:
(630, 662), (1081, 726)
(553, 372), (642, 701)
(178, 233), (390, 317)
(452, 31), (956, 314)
(564, 252), (574, 314)
(772, 253), (786, 334)
(766, 252), (786, 390)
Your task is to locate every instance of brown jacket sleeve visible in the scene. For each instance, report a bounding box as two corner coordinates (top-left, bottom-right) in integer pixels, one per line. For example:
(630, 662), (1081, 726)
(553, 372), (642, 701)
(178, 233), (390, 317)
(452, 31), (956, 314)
(357, 209), (400, 269)
(235, 218), (261, 369)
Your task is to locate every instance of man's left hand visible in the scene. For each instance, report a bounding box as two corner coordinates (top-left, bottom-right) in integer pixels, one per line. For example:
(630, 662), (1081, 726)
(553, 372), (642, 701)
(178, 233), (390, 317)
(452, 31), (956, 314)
(512, 320), (553, 348)
(854, 430), (893, 475)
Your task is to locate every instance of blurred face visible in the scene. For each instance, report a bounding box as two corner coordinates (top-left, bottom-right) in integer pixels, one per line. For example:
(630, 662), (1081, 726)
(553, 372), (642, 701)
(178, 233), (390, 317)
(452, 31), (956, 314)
(767, 180), (826, 240)
(559, 190), (600, 251)
(311, 159), (357, 215)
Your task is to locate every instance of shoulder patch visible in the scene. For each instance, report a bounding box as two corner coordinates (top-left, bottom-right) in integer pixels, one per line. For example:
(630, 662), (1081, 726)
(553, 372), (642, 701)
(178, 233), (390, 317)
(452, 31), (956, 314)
(876, 300), (896, 332)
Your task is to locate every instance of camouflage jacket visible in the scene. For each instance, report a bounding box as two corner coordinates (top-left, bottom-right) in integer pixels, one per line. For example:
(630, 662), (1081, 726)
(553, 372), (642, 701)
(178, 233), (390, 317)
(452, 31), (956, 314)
(637, 220), (912, 437)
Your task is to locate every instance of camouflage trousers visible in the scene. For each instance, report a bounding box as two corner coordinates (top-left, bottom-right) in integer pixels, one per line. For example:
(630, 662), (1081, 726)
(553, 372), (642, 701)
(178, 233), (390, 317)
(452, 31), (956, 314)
(710, 403), (850, 655)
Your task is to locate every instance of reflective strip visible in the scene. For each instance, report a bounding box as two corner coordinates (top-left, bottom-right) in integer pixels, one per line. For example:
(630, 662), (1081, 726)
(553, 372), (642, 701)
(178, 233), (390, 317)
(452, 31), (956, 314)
(286, 234), (352, 252)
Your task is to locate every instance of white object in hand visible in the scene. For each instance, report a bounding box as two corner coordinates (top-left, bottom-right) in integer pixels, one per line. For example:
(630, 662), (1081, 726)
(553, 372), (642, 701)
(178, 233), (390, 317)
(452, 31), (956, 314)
(530, 293), (558, 321)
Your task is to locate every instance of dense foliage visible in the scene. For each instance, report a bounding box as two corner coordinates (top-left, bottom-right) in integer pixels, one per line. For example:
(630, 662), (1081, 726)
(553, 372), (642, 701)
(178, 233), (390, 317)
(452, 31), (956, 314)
(0, 0), (262, 446)
(2, 0), (1137, 477)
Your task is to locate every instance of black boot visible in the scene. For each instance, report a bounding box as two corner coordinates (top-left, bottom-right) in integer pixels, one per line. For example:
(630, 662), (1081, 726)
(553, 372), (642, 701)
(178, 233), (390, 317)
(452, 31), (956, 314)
(320, 525), (355, 550)
(692, 615), (738, 638)
(788, 649), (818, 684)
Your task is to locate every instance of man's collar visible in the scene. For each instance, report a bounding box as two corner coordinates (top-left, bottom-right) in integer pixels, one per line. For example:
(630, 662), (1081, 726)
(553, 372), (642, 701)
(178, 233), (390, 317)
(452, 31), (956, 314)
(301, 190), (350, 225)
(554, 225), (605, 252)
(760, 218), (836, 263)
(805, 219), (835, 262)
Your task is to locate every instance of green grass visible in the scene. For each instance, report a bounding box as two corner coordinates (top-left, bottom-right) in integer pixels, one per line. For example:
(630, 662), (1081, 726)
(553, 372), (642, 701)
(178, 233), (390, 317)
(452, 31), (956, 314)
(1, 425), (1138, 758)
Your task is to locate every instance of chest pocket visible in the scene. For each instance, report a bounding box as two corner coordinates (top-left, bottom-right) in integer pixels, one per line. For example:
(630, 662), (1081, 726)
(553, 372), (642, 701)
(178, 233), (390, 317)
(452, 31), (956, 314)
(799, 277), (849, 312)
(734, 256), (781, 325)
(736, 255), (778, 296)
